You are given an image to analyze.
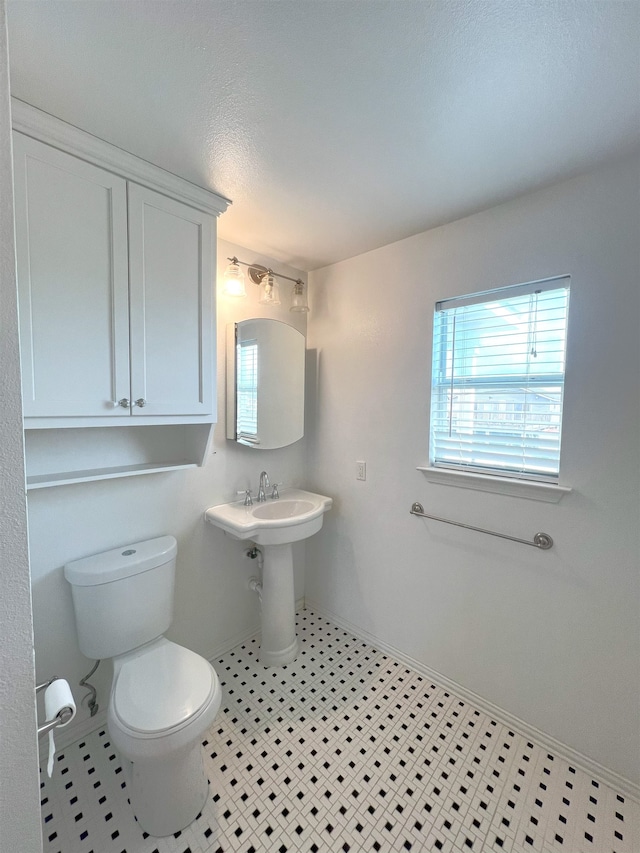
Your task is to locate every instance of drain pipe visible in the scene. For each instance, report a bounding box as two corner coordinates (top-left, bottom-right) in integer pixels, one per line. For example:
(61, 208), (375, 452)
(248, 576), (263, 602)
(246, 545), (263, 603)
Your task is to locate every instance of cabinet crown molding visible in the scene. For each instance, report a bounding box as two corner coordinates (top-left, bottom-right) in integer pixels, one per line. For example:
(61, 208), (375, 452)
(11, 98), (231, 218)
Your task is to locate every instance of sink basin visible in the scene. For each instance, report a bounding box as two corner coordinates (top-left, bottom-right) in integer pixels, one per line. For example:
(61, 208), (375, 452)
(252, 499), (315, 521)
(204, 488), (332, 546)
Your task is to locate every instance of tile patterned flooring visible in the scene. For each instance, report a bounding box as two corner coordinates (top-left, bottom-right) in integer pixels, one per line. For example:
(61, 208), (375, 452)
(40, 609), (639, 853)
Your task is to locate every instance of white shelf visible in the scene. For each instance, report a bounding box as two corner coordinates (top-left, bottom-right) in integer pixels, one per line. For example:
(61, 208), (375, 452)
(25, 423), (214, 490)
(27, 461), (198, 490)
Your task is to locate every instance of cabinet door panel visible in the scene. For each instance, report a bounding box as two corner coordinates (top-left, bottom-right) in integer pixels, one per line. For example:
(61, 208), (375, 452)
(13, 134), (130, 418)
(128, 184), (214, 416)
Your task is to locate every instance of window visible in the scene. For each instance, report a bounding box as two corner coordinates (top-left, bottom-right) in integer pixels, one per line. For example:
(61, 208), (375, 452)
(430, 276), (570, 482)
(236, 338), (259, 442)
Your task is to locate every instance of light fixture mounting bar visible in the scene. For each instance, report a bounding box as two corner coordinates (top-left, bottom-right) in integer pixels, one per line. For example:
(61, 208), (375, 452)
(227, 256), (303, 286)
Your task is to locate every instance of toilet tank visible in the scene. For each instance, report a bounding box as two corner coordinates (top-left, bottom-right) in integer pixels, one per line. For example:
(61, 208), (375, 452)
(64, 536), (177, 660)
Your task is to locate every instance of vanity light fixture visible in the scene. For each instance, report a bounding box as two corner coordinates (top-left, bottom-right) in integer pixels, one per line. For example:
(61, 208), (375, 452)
(224, 256), (309, 313)
(222, 258), (247, 298)
(258, 270), (281, 306)
(290, 280), (309, 313)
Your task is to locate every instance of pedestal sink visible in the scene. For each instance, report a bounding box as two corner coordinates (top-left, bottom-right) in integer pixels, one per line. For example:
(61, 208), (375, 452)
(204, 489), (332, 666)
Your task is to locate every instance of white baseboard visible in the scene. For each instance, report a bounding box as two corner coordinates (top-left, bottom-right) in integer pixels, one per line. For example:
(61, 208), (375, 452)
(202, 596), (305, 663)
(202, 621), (262, 663)
(306, 598), (639, 802)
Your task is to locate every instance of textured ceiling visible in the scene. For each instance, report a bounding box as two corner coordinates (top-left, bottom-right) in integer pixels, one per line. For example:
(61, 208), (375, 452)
(7, 1), (640, 270)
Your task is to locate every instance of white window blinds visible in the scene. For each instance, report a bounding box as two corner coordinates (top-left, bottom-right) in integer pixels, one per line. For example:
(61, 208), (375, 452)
(236, 339), (259, 442)
(430, 276), (570, 482)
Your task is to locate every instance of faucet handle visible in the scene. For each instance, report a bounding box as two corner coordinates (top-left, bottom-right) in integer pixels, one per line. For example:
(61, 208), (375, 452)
(270, 482), (283, 500)
(237, 489), (253, 506)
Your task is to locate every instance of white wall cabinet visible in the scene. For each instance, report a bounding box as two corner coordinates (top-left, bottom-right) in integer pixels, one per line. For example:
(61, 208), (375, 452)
(11, 102), (229, 487)
(13, 134), (215, 423)
(127, 183), (213, 418)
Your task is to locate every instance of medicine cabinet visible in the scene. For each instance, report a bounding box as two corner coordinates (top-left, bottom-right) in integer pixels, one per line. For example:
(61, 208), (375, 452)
(227, 319), (305, 449)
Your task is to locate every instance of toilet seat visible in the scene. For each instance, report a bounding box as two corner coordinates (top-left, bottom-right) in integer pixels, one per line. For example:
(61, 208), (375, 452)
(112, 639), (217, 736)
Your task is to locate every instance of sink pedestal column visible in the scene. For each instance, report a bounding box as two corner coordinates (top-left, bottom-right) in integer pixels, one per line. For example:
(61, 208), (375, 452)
(259, 543), (299, 666)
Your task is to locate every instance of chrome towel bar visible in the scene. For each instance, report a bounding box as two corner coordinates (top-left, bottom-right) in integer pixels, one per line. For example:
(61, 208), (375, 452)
(410, 502), (553, 550)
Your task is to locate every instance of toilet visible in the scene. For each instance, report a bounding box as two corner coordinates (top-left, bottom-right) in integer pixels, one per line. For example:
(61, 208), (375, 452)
(64, 536), (221, 837)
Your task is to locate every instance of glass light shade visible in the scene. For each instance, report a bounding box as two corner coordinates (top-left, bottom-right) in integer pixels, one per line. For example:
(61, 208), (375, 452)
(223, 260), (246, 297)
(290, 281), (309, 313)
(258, 272), (281, 305)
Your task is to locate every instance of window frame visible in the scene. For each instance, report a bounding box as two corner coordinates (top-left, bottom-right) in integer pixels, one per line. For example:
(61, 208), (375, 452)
(428, 275), (570, 486)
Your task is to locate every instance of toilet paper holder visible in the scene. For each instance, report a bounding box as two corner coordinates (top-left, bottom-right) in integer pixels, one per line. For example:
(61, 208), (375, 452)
(36, 677), (74, 736)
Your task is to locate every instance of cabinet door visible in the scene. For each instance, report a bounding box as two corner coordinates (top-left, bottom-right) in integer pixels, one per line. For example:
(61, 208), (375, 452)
(13, 133), (130, 418)
(127, 184), (214, 417)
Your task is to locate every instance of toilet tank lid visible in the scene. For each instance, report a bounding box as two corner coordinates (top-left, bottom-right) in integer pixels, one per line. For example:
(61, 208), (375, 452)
(64, 536), (177, 587)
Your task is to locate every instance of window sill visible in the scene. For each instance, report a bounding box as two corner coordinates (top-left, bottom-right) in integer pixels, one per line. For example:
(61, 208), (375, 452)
(417, 466), (572, 503)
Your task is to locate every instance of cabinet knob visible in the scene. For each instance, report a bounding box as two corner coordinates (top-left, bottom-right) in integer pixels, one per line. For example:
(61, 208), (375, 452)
(117, 398), (130, 408)
(134, 398), (147, 408)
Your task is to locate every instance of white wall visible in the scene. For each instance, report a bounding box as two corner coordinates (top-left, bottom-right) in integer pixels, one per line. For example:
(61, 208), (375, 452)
(27, 238), (308, 741)
(0, 4), (42, 849)
(305, 154), (640, 785)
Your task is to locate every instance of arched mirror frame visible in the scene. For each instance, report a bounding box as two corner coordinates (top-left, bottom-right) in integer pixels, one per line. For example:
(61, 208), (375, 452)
(226, 319), (305, 449)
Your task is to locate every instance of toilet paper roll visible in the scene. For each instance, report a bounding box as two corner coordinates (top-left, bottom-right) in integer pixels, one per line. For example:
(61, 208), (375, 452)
(44, 679), (76, 777)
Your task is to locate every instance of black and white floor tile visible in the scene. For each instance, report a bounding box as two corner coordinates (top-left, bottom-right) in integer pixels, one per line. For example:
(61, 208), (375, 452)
(40, 610), (639, 853)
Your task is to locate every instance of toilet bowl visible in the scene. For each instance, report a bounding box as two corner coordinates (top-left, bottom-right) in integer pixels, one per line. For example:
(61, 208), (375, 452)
(108, 637), (222, 836)
(64, 536), (222, 837)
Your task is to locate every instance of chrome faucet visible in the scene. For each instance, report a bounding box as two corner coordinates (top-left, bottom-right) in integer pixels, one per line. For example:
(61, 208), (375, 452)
(258, 471), (270, 502)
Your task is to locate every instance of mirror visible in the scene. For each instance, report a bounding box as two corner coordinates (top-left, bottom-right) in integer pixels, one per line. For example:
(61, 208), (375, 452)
(226, 319), (305, 449)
